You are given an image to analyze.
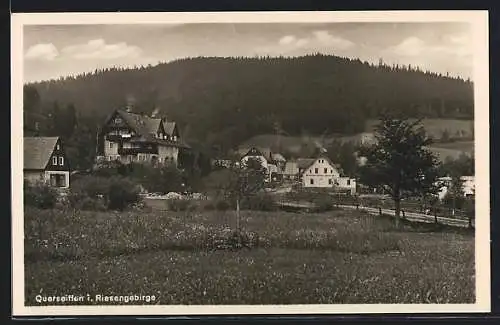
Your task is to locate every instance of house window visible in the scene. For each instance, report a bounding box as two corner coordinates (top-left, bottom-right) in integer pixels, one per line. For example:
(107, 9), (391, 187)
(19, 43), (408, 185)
(331, 169), (333, 173)
(315, 168), (318, 174)
(347, 179), (351, 185)
(324, 168), (327, 173)
(56, 144), (60, 150)
(59, 157), (64, 166)
(329, 179), (332, 185)
(114, 117), (122, 124)
(109, 142), (114, 148)
(310, 179), (314, 185)
(52, 156), (57, 165)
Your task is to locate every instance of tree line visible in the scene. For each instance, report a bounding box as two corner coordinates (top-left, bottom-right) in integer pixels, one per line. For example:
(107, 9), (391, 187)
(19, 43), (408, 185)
(26, 54), (473, 155)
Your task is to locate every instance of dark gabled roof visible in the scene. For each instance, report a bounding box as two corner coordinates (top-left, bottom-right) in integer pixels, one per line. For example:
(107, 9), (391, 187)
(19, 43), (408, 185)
(164, 121), (177, 136)
(24, 137), (59, 170)
(239, 146), (273, 162)
(116, 109), (161, 138)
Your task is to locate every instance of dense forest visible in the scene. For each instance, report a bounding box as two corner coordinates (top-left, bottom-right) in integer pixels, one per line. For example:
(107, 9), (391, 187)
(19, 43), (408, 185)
(24, 54), (474, 170)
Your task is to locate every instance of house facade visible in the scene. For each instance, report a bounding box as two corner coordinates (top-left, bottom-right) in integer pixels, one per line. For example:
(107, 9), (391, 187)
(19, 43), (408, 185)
(24, 137), (70, 188)
(294, 156), (356, 194)
(96, 108), (189, 167)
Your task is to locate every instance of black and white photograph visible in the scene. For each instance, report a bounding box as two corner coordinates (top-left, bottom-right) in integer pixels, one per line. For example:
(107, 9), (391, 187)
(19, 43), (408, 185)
(11, 11), (490, 316)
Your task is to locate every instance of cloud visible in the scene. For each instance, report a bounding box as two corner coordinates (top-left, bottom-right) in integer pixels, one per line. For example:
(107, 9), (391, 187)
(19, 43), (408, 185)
(273, 30), (354, 55)
(61, 39), (143, 60)
(381, 34), (473, 79)
(25, 43), (59, 61)
(279, 35), (296, 45)
(312, 30), (355, 50)
(389, 36), (426, 57)
(388, 35), (472, 58)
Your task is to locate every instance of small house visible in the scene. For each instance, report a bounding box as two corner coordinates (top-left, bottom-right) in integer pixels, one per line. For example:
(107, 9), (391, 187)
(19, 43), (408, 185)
(24, 136), (70, 188)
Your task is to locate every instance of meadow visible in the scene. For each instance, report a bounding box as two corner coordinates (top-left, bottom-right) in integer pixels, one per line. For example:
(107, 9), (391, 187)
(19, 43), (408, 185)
(24, 206), (475, 305)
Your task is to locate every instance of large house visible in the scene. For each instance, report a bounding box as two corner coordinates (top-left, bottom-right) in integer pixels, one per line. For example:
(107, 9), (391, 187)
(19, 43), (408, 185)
(96, 108), (189, 167)
(295, 155), (356, 194)
(24, 136), (70, 188)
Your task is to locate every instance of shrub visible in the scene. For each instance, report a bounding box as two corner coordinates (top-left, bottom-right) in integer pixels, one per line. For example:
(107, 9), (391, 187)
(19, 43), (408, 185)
(107, 178), (141, 211)
(69, 175), (141, 211)
(67, 192), (107, 211)
(24, 181), (58, 209)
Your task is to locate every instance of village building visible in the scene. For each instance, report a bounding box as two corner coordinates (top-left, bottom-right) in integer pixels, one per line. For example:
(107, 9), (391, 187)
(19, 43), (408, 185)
(24, 136), (70, 188)
(96, 108), (189, 167)
(437, 176), (475, 200)
(294, 156), (356, 194)
(238, 146), (283, 182)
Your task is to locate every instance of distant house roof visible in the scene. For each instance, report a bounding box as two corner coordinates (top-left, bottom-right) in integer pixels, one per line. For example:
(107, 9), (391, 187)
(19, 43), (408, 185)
(271, 153), (286, 162)
(296, 158), (316, 169)
(240, 146), (273, 162)
(296, 155), (339, 174)
(283, 161), (299, 175)
(24, 137), (59, 170)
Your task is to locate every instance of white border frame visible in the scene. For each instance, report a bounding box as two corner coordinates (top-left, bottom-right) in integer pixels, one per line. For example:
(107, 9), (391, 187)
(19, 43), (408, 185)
(11, 10), (490, 316)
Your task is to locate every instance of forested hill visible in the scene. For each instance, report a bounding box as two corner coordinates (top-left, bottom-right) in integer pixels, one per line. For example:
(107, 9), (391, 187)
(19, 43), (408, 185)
(26, 54), (473, 152)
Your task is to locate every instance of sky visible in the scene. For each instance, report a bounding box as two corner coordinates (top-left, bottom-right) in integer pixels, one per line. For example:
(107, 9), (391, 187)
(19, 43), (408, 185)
(23, 22), (473, 83)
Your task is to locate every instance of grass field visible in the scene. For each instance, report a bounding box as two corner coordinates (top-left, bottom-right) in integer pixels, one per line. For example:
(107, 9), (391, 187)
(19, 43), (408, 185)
(25, 207), (475, 305)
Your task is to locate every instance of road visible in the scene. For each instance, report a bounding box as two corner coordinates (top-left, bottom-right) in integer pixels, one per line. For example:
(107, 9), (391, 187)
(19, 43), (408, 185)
(337, 204), (471, 228)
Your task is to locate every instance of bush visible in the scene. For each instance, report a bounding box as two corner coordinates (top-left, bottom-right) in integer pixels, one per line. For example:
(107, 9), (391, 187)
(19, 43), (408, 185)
(24, 181), (58, 209)
(68, 192), (107, 211)
(68, 175), (141, 211)
(107, 178), (141, 211)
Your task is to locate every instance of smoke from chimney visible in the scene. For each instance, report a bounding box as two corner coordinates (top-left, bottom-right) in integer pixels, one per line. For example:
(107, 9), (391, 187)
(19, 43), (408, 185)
(125, 94), (136, 112)
(151, 107), (160, 118)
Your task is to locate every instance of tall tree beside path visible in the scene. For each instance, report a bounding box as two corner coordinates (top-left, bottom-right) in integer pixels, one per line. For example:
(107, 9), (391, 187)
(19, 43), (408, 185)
(358, 113), (441, 228)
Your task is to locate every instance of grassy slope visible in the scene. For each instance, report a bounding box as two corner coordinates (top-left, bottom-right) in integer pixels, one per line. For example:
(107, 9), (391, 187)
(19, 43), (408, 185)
(25, 207), (475, 305)
(241, 119), (474, 161)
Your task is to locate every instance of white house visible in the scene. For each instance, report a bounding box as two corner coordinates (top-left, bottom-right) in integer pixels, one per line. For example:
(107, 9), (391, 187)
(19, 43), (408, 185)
(297, 156), (356, 193)
(436, 176), (475, 200)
